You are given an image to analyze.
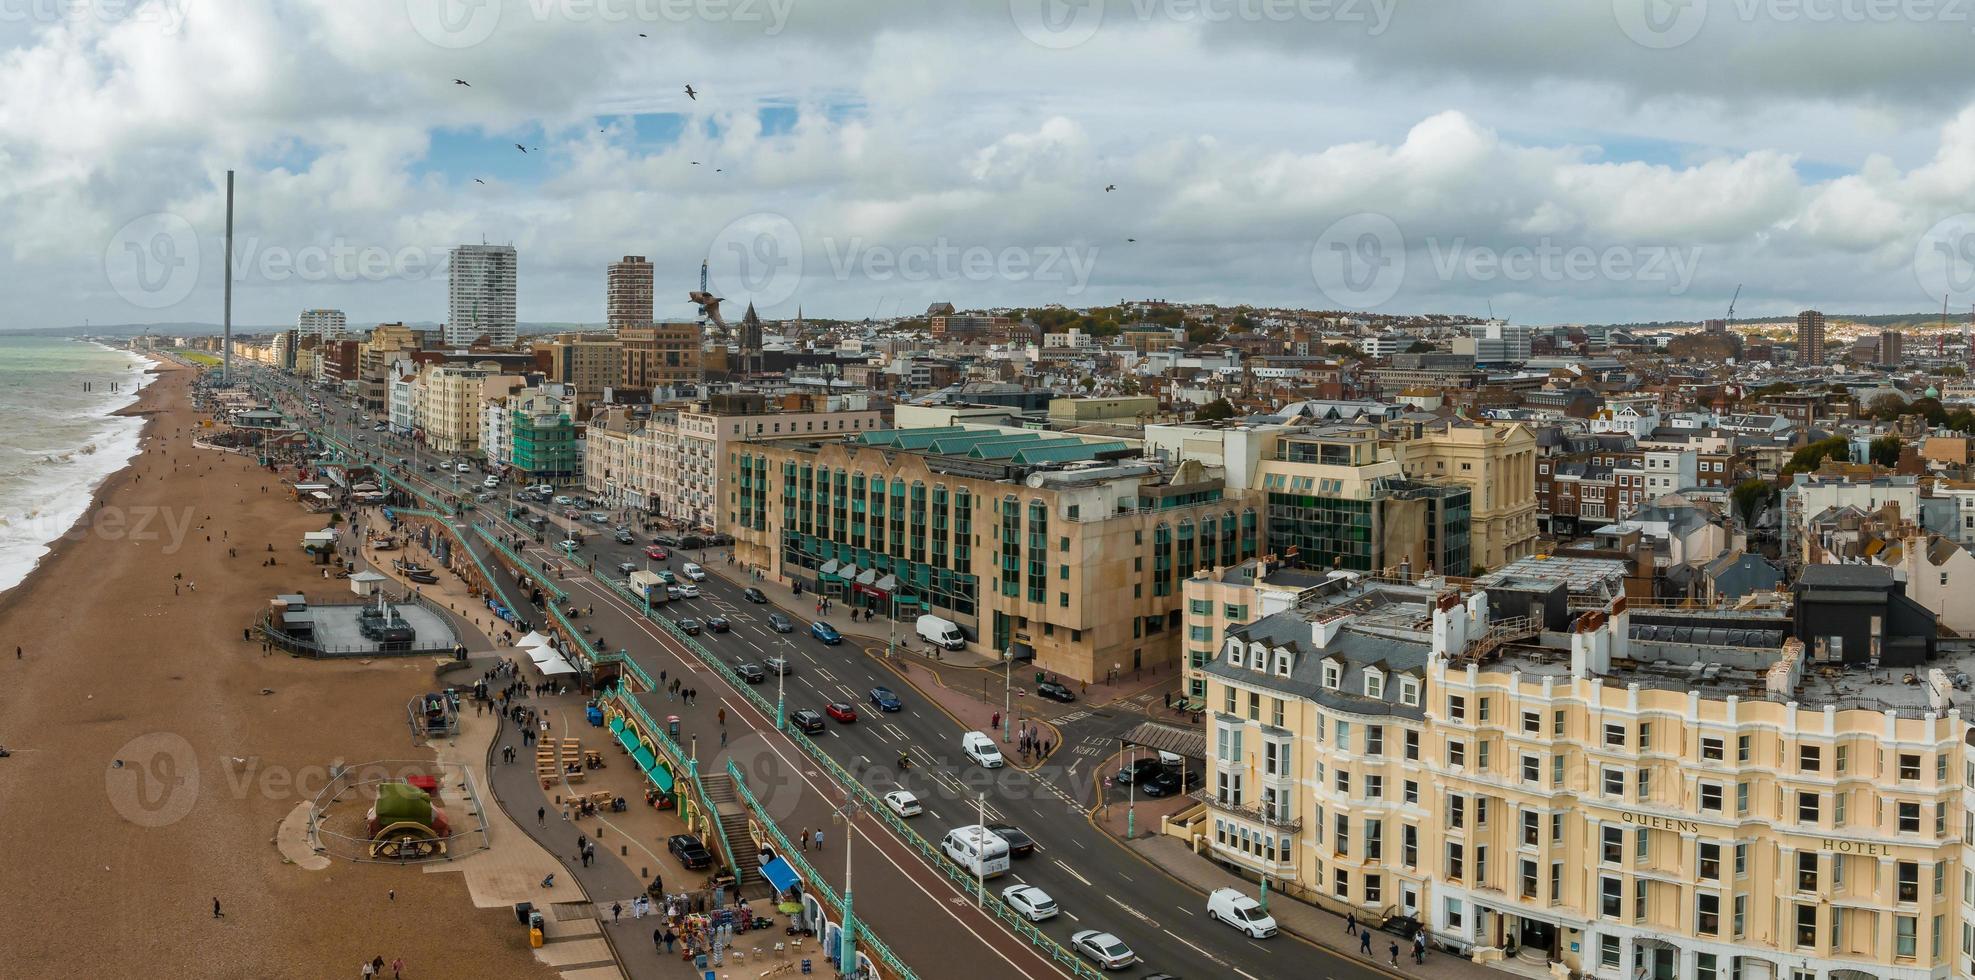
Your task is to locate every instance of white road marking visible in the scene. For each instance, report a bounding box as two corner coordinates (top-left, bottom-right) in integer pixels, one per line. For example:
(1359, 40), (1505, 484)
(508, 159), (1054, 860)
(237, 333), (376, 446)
(1108, 896), (1156, 927)
(1052, 859), (1092, 888)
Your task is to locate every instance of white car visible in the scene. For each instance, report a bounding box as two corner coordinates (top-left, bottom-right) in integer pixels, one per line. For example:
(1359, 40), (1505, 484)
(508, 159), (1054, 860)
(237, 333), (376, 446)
(675, 583), (700, 598)
(1001, 884), (1058, 922)
(455, 462), (470, 473)
(1207, 886), (1279, 938)
(961, 731), (1004, 769)
(681, 562), (707, 581)
(1070, 931), (1136, 970)
(553, 495), (573, 506)
(882, 790), (922, 818)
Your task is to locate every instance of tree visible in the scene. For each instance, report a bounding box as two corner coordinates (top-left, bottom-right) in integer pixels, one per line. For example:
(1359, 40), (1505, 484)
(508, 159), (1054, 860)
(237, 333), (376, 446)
(1193, 398), (1236, 422)
(1866, 393), (1908, 421)
(1950, 408), (1975, 433)
(1730, 479), (1776, 527)
(1783, 437), (1850, 475)
(1405, 340), (1434, 353)
(1909, 396), (1949, 426)
(1869, 434), (1903, 468)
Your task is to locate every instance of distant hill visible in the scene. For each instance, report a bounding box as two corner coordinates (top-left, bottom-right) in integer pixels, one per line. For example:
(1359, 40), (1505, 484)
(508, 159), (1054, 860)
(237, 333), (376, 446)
(1591, 311), (1955, 331)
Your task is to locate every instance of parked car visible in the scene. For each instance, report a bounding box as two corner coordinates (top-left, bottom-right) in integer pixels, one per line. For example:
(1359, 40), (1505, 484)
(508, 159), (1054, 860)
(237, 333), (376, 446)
(742, 587), (767, 603)
(825, 702), (858, 723)
(867, 686), (902, 712)
(667, 834), (713, 869)
(1139, 768), (1200, 798)
(1115, 757), (1169, 786)
(810, 621), (842, 645)
(766, 613), (793, 633)
(707, 532), (734, 546)
(734, 662), (766, 684)
(1001, 883), (1057, 922)
(882, 790), (922, 818)
(705, 616), (730, 633)
(675, 618), (701, 635)
(1035, 681), (1077, 703)
(791, 709), (825, 734)
(1070, 931), (1137, 971)
(678, 534), (706, 550)
(984, 823), (1035, 857)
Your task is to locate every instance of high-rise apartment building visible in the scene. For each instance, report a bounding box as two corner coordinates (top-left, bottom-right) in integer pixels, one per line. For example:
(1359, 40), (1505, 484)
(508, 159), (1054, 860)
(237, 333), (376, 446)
(1796, 309), (1826, 366)
(620, 323), (704, 387)
(1877, 329), (1904, 366)
(543, 333), (623, 418)
(447, 244), (518, 348)
(297, 309), (346, 340)
(607, 255), (654, 332)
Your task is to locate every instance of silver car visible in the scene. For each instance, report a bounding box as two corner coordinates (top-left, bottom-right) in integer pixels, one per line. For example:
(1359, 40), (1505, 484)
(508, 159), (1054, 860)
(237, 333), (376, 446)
(1070, 931), (1136, 970)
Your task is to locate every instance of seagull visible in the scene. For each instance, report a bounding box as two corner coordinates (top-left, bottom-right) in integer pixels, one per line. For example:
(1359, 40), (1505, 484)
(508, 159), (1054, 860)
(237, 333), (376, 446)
(638, 32), (648, 37)
(691, 161), (700, 165)
(473, 178), (485, 184)
(684, 84), (697, 100)
(453, 78), (470, 87)
(1126, 238), (1137, 243)
(1105, 184), (1116, 192)
(514, 144), (527, 153)
(715, 168), (724, 173)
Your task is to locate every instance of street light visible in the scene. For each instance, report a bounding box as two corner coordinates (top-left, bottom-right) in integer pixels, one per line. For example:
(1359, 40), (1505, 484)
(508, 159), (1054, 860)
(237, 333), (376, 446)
(975, 792), (988, 909)
(834, 801), (862, 975)
(1124, 739), (1137, 840)
(1001, 646), (1014, 744)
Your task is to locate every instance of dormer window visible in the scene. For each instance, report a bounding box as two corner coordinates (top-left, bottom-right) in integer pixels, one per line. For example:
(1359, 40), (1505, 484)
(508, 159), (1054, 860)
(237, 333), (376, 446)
(1398, 677), (1421, 707)
(1226, 640), (1244, 668)
(1275, 649), (1292, 677)
(1321, 660), (1342, 690)
(1364, 670), (1385, 699)
(1251, 643), (1269, 673)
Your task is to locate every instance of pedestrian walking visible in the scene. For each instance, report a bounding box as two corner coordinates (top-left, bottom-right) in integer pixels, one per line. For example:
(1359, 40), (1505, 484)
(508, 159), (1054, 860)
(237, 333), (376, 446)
(1390, 942), (1399, 965)
(653, 927), (663, 953)
(1347, 912), (1358, 936)
(799, 828), (809, 850)
(212, 897), (224, 918)
(361, 962), (375, 979)
(814, 829), (824, 850)
(1360, 930), (1373, 955)
(537, 806), (546, 827)
(611, 901), (622, 923)
(718, 707), (726, 726)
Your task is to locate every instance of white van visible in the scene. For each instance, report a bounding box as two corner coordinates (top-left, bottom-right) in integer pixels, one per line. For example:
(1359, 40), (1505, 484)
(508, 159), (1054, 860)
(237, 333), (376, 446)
(915, 614), (966, 651)
(961, 731), (1004, 769)
(681, 562), (707, 582)
(1206, 887), (1278, 938)
(942, 825), (1011, 879)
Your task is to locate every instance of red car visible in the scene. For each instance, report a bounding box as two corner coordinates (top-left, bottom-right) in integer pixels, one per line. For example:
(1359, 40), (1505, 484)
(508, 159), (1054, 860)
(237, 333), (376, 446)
(825, 702), (858, 724)
(645, 546), (669, 560)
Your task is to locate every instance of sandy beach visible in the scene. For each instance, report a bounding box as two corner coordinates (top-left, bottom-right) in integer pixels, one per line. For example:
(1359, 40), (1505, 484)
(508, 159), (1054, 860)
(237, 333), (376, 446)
(0, 361), (556, 979)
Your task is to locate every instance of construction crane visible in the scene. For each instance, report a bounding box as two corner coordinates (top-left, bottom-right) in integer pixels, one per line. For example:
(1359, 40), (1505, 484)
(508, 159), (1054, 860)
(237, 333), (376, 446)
(687, 258), (730, 339)
(1724, 283), (1740, 330)
(1939, 294), (1950, 357)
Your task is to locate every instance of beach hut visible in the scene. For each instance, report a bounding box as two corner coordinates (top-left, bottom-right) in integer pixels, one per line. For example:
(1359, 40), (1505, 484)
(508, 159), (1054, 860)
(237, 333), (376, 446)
(348, 570), (387, 596)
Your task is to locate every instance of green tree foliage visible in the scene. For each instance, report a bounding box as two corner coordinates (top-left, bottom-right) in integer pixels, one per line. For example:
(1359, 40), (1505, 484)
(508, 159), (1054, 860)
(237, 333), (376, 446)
(1783, 437), (1850, 475)
(1866, 393), (1908, 421)
(1909, 397), (1949, 426)
(1193, 398), (1236, 422)
(1406, 340), (1434, 353)
(1869, 434), (1903, 468)
(1730, 480), (1776, 526)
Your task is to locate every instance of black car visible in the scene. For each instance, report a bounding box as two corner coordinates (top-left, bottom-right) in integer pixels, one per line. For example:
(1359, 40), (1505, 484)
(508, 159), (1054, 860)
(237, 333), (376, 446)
(1116, 757), (1170, 786)
(985, 823), (1035, 858)
(708, 532), (734, 546)
(1140, 767), (1200, 798)
(791, 709), (826, 734)
(679, 534), (707, 550)
(742, 587), (768, 604)
(706, 616), (731, 633)
(667, 833), (713, 869)
(676, 618), (702, 635)
(734, 662), (766, 684)
(766, 613), (793, 633)
(1035, 681), (1077, 703)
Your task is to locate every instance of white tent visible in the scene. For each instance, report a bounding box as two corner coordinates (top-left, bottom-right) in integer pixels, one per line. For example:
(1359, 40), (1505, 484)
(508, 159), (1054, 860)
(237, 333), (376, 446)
(536, 655), (579, 677)
(516, 631), (554, 649)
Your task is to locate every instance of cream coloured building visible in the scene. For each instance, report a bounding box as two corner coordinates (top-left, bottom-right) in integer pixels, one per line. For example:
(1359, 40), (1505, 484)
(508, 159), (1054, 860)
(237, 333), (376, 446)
(1388, 419), (1540, 573)
(418, 361), (518, 454)
(1193, 575), (1971, 980)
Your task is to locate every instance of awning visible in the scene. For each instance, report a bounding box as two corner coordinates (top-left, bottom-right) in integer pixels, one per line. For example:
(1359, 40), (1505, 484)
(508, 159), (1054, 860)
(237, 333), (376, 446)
(819, 560), (841, 576)
(608, 715), (626, 735)
(517, 631), (553, 648)
(1121, 720), (1206, 761)
(616, 727), (639, 753)
(760, 857), (800, 894)
(856, 568), (878, 585)
(642, 757), (675, 793)
(874, 574), (896, 592)
(631, 744), (657, 772)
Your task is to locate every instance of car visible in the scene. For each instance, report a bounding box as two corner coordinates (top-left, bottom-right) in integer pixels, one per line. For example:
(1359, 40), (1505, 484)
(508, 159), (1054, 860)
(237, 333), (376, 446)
(867, 686), (902, 712)
(705, 616), (731, 633)
(653, 533), (680, 547)
(455, 462), (471, 473)
(708, 532), (734, 546)
(765, 657), (794, 676)
(1035, 680), (1077, 703)
(616, 561), (638, 575)
(791, 709), (825, 734)
(742, 586), (767, 603)
(961, 731), (1004, 769)
(1001, 883), (1057, 922)
(667, 834), (713, 869)
(1207, 886), (1279, 938)
(553, 495), (573, 506)
(655, 569), (677, 584)
(1115, 757), (1169, 786)
(766, 613), (794, 633)
(825, 702), (857, 723)
(734, 662), (766, 684)
(476, 492), (495, 502)
(681, 562), (706, 581)
(1139, 768), (1198, 798)
(646, 546), (670, 561)
(614, 530), (635, 545)
(425, 463), (437, 472)
(984, 823), (1035, 857)
(665, 585), (682, 600)
(559, 539), (581, 551)
(676, 618), (702, 635)
(679, 534), (706, 550)
(675, 583), (700, 598)
(882, 790), (922, 818)
(810, 621), (842, 645)
(1070, 931), (1137, 971)
(589, 513), (612, 525)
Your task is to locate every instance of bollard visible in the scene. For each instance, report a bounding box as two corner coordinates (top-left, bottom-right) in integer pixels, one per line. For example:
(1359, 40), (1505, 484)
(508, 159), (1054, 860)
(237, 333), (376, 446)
(622, 845), (628, 856)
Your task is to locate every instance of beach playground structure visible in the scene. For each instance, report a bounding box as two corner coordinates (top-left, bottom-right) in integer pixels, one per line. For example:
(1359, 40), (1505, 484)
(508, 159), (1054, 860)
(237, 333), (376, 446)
(306, 760), (490, 864)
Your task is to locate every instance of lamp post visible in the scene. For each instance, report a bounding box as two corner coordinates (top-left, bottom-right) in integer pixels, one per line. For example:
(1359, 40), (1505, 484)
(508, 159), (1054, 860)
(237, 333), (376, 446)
(1002, 646), (1014, 744)
(886, 592), (895, 660)
(776, 638), (790, 731)
(976, 792), (987, 909)
(1125, 739), (1137, 840)
(833, 800), (862, 977)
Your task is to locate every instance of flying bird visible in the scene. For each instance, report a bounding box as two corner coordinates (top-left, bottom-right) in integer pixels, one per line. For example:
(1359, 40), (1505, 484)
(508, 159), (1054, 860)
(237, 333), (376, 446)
(638, 33), (648, 37)
(1126, 238), (1137, 243)
(684, 84), (697, 100)
(514, 144), (527, 153)
(453, 78), (470, 86)
(690, 161), (700, 165)
(473, 178), (485, 184)
(715, 168), (724, 173)
(1105, 184), (1116, 192)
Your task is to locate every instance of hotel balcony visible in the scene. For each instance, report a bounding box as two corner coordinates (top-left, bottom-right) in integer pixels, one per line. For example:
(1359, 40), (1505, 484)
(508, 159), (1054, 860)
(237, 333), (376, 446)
(1192, 789), (1303, 832)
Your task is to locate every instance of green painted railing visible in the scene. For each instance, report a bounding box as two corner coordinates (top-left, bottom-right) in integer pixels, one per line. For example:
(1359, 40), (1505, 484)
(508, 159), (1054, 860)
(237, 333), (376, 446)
(601, 689), (738, 881)
(725, 758), (918, 980)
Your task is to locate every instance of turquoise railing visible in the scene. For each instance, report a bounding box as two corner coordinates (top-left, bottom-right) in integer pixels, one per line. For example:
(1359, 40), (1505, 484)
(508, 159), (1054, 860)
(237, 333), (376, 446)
(602, 690), (734, 880)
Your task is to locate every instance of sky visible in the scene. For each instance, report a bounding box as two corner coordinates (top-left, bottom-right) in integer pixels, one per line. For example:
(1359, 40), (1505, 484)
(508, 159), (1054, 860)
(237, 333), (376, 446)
(6, 0), (1975, 330)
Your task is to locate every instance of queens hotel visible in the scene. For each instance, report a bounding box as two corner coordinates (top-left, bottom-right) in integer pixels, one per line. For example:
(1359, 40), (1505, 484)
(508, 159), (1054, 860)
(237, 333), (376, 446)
(1193, 563), (1975, 980)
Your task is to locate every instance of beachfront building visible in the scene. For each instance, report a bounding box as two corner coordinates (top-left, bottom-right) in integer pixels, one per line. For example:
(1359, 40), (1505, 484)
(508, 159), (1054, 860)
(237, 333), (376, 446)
(619, 322), (704, 388)
(730, 424), (1261, 682)
(418, 361), (515, 454)
(1192, 567), (1966, 980)
(1179, 559), (1330, 704)
(360, 323), (424, 414)
(387, 360), (420, 436)
(446, 244), (518, 349)
(297, 308), (347, 340)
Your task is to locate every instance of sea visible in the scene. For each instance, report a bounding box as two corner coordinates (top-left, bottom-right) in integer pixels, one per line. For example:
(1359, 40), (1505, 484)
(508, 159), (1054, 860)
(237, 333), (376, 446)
(0, 334), (156, 596)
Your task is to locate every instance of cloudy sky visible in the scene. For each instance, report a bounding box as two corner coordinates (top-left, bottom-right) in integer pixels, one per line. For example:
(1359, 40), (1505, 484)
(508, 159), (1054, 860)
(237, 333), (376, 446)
(6, 0), (1975, 330)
